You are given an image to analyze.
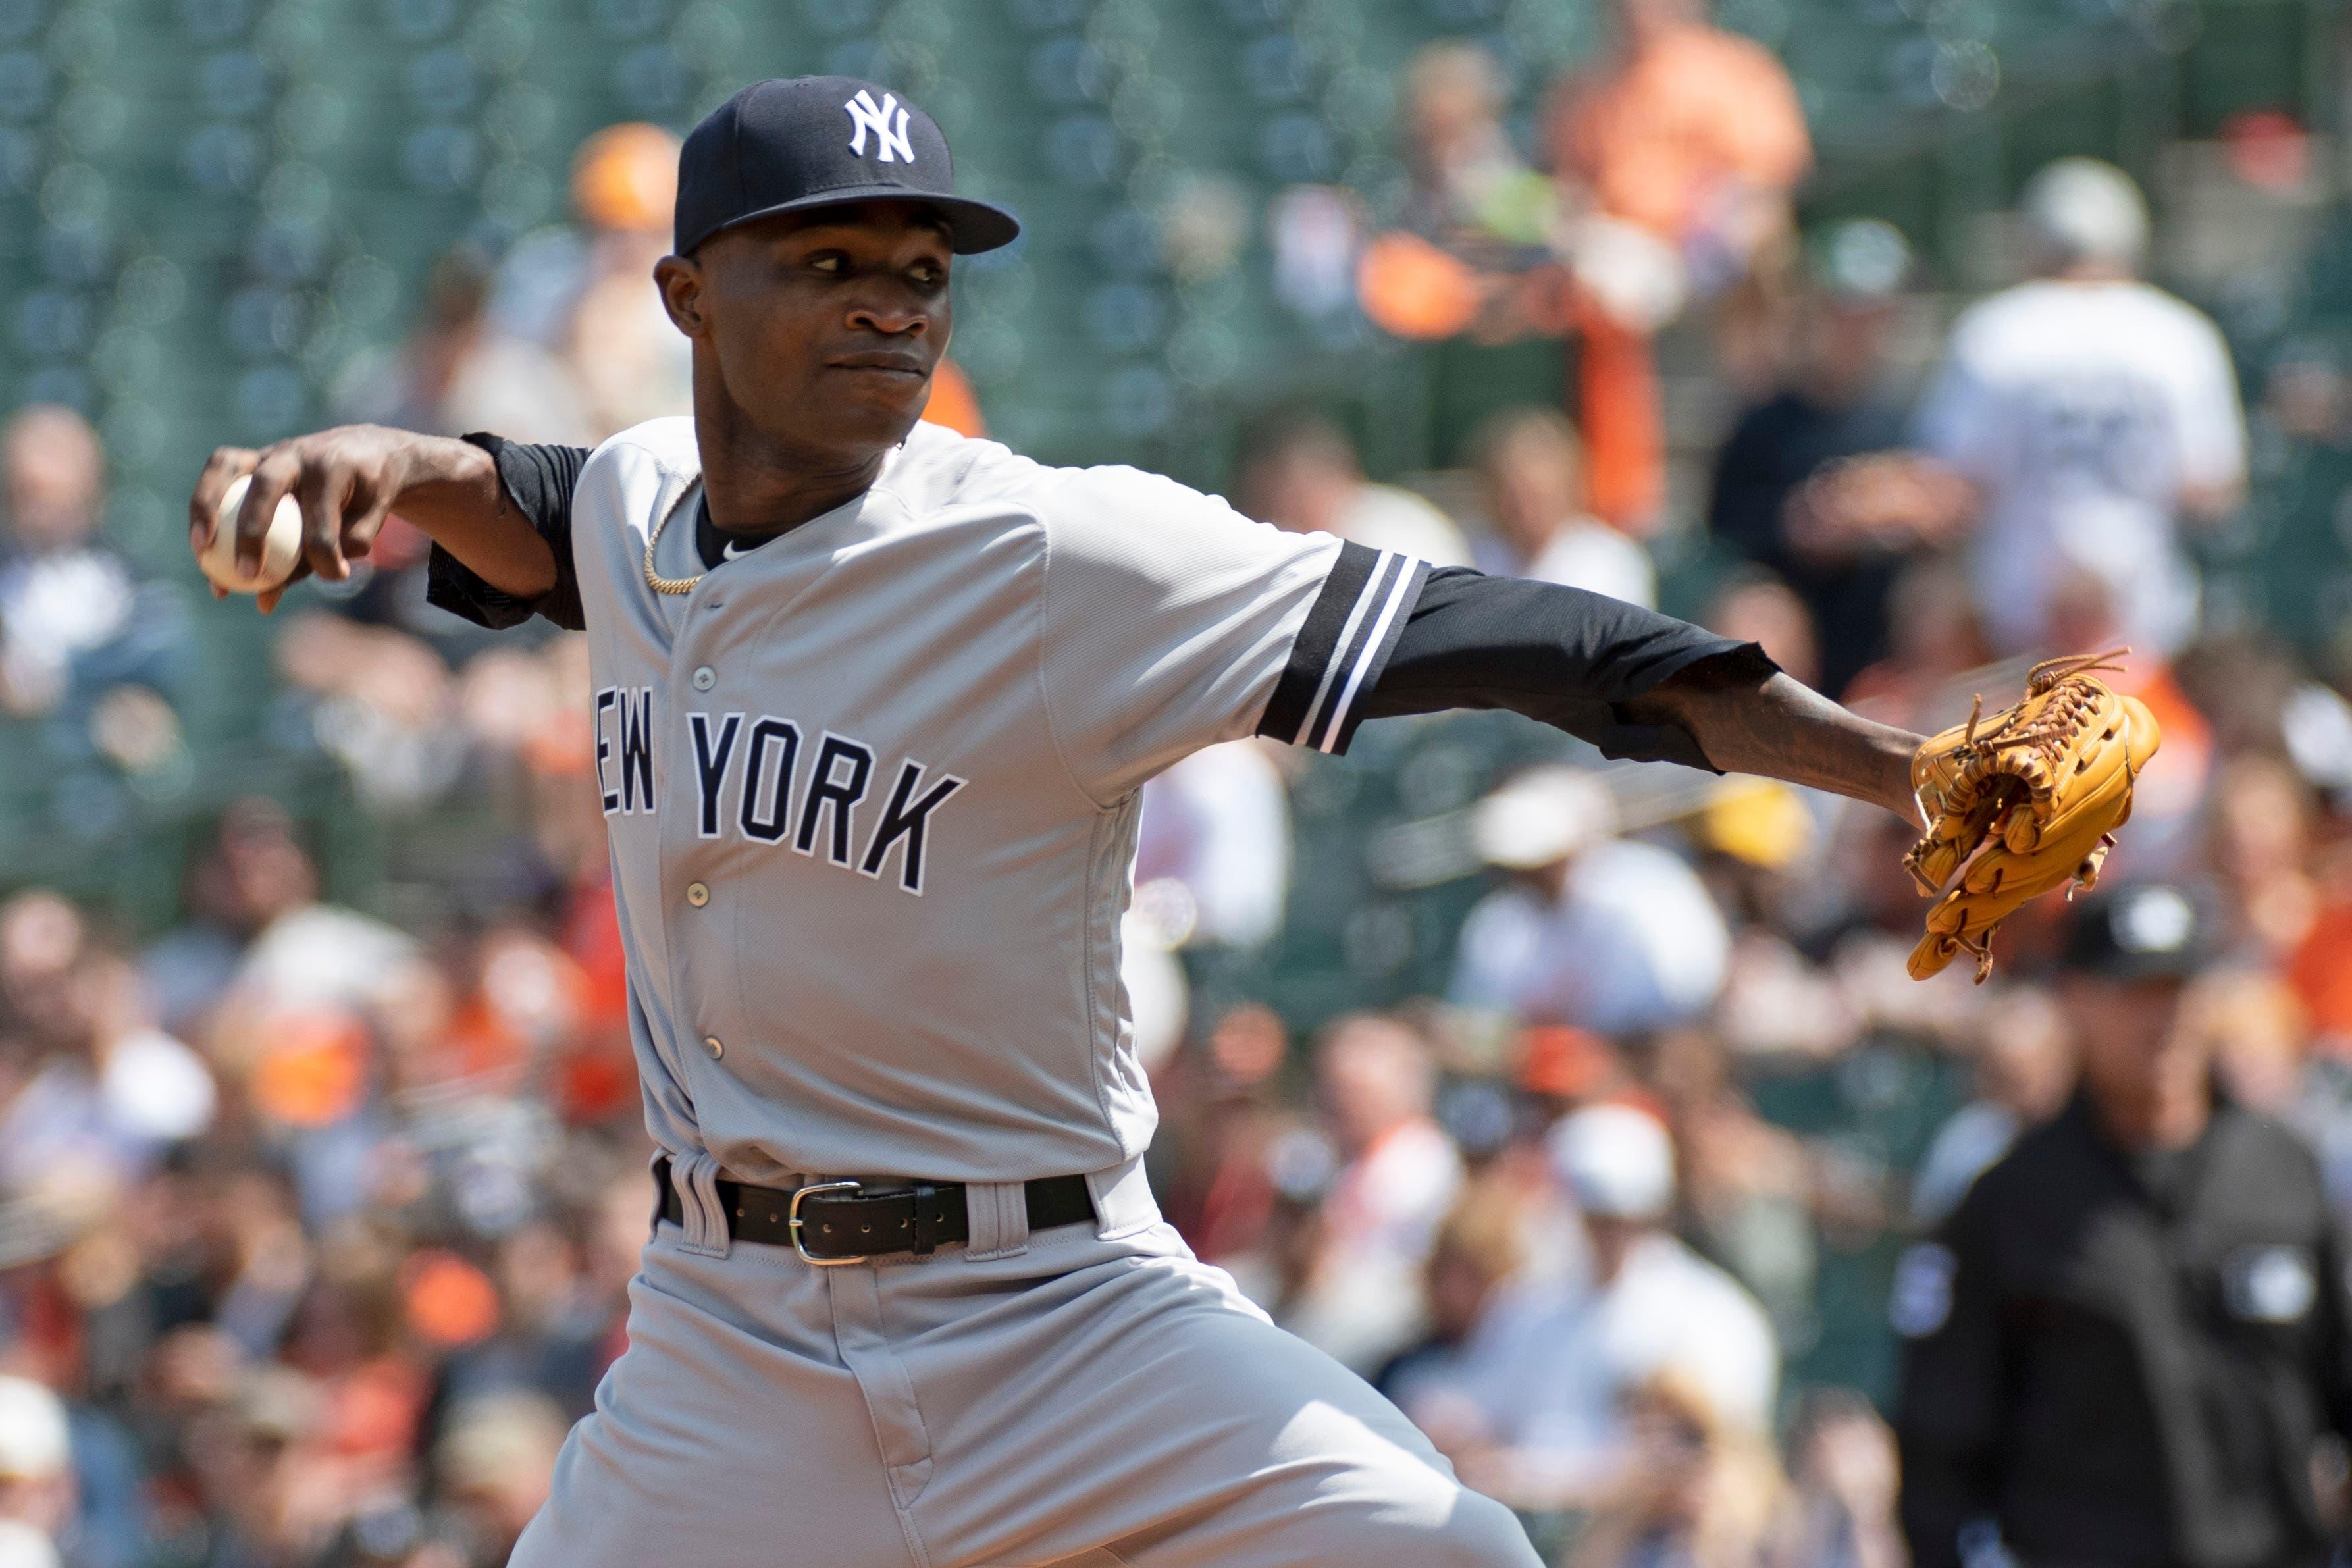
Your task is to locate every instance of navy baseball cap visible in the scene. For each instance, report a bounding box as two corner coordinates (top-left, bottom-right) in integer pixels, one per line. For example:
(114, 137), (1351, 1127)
(674, 77), (1021, 257)
(2063, 883), (2213, 981)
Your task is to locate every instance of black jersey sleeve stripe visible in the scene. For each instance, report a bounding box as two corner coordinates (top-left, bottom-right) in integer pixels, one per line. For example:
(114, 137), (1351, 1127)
(1309, 553), (1430, 754)
(1295, 548), (1401, 749)
(1258, 542), (1434, 756)
(1261, 539), (1382, 746)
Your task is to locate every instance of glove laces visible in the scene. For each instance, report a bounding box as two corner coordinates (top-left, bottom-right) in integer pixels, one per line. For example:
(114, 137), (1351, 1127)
(1958, 646), (2130, 763)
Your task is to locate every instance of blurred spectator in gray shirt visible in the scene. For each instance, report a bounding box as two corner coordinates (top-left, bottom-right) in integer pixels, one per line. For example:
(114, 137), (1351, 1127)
(1914, 159), (2246, 656)
(1472, 408), (1656, 608)
(0, 408), (188, 762)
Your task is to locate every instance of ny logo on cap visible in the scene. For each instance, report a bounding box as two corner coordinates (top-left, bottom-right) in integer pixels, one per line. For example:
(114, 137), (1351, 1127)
(844, 89), (914, 165)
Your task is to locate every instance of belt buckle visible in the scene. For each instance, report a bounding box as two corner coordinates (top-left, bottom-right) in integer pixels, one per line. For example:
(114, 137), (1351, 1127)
(787, 1179), (867, 1265)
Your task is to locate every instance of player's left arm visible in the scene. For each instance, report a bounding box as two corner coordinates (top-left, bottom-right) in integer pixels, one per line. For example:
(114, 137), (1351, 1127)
(1035, 475), (1917, 821)
(1350, 567), (1923, 822)
(1614, 648), (1921, 823)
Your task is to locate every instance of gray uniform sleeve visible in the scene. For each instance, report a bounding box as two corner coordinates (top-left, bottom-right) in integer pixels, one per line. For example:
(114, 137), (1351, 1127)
(1036, 466), (1420, 806)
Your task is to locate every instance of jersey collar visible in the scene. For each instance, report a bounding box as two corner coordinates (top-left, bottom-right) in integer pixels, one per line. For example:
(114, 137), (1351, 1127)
(691, 443), (912, 571)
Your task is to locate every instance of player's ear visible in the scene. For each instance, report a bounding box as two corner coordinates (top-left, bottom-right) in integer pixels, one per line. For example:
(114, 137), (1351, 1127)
(654, 253), (708, 339)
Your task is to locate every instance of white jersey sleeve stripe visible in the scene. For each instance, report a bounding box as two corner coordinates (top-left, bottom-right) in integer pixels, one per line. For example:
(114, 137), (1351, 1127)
(1289, 548), (1394, 747)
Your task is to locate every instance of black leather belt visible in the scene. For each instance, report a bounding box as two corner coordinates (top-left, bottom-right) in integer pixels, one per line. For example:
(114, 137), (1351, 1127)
(654, 1155), (1095, 1263)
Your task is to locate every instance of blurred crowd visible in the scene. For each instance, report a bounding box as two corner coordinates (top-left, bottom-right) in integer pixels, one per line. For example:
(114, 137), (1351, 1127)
(6, 11), (2352, 1568)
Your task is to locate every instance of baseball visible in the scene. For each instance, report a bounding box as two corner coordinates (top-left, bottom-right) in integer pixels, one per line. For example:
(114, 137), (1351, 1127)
(200, 473), (303, 594)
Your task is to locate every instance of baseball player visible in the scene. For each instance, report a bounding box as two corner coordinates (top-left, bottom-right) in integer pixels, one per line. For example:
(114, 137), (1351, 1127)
(187, 76), (1970, 1568)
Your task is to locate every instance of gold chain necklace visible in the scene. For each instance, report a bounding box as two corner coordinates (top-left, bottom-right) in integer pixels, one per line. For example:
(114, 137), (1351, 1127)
(642, 481), (706, 596)
(645, 448), (900, 594)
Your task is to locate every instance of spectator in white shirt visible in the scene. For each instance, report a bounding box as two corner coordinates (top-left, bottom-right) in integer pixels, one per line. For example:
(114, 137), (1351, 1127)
(1135, 740), (1292, 952)
(1914, 158), (2247, 656)
(1240, 413), (1475, 567)
(1453, 1104), (1779, 1509)
(331, 255), (594, 448)
(1450, 768), (1731, 1035)
(1471, 407), (1658, 608)
(1277, 1014), (1465, 1374)
(0, 407), (188, 747)
(0, 1524), (55, 1568)
(0, 1379), (70, 1552)
(0, 894), (215, 1203)
(142, 797), (417, 1030)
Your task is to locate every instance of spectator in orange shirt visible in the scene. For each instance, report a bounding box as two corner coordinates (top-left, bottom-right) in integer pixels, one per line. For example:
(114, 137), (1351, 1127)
(1544, 0), (1814, 527)
(1547, 0), (1812, 284)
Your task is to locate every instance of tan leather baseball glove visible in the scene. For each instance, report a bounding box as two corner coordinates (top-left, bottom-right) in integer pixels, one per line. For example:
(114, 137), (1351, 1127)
(1904, 651), (2162, 981)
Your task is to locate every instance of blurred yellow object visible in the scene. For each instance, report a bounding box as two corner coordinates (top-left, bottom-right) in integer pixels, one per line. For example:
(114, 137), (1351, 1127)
(1357, 230), (1482, 340)
(573, 122), (681, 234)
(1702, 777), (1813, 868)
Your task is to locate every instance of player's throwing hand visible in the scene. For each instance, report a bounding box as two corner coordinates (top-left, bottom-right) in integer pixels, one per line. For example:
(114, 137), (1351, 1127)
(188, 425), (552, 615)
(187, 425), (425, 611)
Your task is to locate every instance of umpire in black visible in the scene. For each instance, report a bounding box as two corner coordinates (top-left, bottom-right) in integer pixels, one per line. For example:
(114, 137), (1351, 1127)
(1895, 884), (2352, 1568)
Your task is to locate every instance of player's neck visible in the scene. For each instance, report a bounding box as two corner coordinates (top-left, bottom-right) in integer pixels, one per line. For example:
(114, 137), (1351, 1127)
(696, 406), (891, 540)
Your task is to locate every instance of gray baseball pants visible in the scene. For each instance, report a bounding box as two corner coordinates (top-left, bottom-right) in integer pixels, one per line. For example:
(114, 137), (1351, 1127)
(508, 1155), (1538, 1567)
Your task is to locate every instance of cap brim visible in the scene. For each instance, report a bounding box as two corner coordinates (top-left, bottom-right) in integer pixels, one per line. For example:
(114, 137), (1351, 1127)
(685, 188), (1021, 255)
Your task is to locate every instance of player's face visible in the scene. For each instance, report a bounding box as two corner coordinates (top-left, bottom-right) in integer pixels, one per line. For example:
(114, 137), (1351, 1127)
(658, 201), (954, 460)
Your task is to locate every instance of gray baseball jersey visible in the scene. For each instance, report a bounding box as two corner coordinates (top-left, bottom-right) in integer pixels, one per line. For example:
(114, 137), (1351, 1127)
(453, 416), (1426, 1186)
(419, 412), (1747, 1568)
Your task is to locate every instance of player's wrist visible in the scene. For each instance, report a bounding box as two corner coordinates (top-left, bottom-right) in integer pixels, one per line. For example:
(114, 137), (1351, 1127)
(1879, 727), (1929, 825)
(366, 431), (500, 529)
(364, 426), (477, 496)
(381, 431), (557, 601)
(1844, 739), (1922, 826)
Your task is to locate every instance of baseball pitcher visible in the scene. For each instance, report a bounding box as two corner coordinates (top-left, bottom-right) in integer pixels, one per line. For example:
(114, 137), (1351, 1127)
(189, 78), (2150, 1568)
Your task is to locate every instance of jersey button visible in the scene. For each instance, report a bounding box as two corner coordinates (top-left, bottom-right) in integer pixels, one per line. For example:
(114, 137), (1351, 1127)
(702, 1035), (725, 1060)
(685, 881), (710, 907)
(691, 666), (716, 691)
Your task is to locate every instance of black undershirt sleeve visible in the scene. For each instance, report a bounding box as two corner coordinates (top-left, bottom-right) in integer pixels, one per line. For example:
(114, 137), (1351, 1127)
(422, 432), (592, 632)
(1258, 559), (1773, 771)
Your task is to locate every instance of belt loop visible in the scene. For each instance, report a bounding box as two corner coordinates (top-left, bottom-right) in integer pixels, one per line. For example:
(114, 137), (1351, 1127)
(1085, 1154), (1161, 1241)
(667, 1147), (733, 1259)
(962, 1180), (1030, 1261)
